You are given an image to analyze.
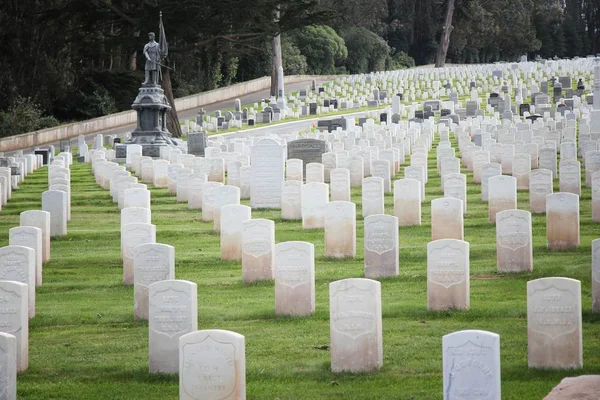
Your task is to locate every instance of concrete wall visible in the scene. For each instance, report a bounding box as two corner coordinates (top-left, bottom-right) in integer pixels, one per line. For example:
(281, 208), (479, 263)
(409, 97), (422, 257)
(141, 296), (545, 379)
(0, 74), (339, 152)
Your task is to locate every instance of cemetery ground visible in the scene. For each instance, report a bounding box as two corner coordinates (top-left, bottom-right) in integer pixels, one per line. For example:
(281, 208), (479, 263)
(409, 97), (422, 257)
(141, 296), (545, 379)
(2, 138), (600, 399)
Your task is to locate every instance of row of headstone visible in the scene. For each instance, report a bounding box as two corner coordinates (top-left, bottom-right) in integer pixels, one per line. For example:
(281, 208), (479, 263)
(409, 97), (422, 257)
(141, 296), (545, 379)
(0, 160), (60, 385)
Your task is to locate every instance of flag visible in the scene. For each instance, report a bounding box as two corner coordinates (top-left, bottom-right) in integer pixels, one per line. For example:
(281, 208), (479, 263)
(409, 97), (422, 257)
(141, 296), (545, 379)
(159, 12), (168, 58)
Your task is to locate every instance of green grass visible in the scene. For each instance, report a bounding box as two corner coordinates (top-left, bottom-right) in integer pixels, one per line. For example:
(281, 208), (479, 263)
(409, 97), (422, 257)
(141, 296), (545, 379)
(1, 136), (600, 400)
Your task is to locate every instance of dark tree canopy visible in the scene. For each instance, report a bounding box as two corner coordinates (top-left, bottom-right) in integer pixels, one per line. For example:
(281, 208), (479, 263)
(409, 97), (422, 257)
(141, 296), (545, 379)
(0, 0), (599, 137)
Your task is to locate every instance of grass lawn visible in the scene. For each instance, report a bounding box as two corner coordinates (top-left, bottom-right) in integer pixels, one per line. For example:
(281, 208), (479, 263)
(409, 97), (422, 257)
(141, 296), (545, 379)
(1, 133), (599, 400)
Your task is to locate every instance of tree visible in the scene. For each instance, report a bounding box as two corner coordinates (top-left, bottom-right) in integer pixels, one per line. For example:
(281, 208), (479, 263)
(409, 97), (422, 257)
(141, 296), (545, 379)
(435, 0), (456, 67)
(289, 25), (347, 74)
(343, 27), (391, 73)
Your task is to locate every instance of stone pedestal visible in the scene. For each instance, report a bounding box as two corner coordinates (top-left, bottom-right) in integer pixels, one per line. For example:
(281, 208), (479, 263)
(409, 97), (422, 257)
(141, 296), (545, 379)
(116, 83), (177, 159)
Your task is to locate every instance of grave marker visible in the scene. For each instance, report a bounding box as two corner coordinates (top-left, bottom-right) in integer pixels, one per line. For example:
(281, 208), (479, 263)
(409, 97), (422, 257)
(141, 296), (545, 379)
(329, 278), (383, 372)
(274, 241), (315, 316)
(149, 280), (197, 374)
(427, 239), (470, 310)
(527, 277), (582, 369)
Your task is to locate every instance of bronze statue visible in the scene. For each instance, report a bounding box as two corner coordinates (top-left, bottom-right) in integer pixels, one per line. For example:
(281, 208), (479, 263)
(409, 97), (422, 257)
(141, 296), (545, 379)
(143, 32), (164, 85)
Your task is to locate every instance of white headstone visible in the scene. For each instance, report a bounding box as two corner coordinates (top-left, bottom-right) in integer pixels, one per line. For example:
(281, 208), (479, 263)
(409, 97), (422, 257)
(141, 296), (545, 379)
(0, 281), (28, 372)
(134, 243), (175, 320)
(251, 139), (285, 208)
(0, 246), (35, 319)
(364, 214), (399, 278)
(443, 330), (501, 400)
(274, 241), (315, 316)
(559, 160), (581, 195)
(281, 180), (302, 221)
(488, 175), (517, 223)
(496, 210), (533, 272)
(301, 182), (329, 229)
(394, 179), (422, 226)
(527, 277), (582, 369)
(329, 278), (383, 372)
(121, 223), (156, 285)
(330, 168), (351, 202)
(431, 198), (464, 241)
(42, 190), (67, 237)
(427, 239), (470, 310)
(529, 169), (553, 213)
(149, 280), (197, 374)
(212, 185), (240, 232)
(324, 201), (356, 258)
(0, 332), (17, 399)
(9, 227), (42, 287)
(592, 239), (600, 313)
(362, 177), (384, 217)
(546, 193), (579, 249)
(221, 205), (251, 261)
(242, 219), (275, 283)
(179, 330), (246, 400)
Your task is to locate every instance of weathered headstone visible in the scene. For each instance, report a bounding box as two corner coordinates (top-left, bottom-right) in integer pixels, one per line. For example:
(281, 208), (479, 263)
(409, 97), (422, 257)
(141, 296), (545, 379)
(442, 330), (501, 400)
(251, 139), (285, 208)
(362, 177), (384, 217)
(546, 193), (579, 249)
(42, 190), (67, 237)
(0, 332), (17, 399)
(179, 330), (246, 400)
(513, 153), (532, 189)
(221, 204), (251, 261)
(286, 158), (303, 181)
(330, 168), (351, 202)
(529, 169), (553, 213)
(301, 182), (328, 229)
(394, 178), (422, 226)
(274, 241), (315, 316)
(427, 239), (470, 310)
(431, 198), (464, 241)
(212, 185), (240, 233)
(481, 163), (502, 202)
(496, 209), (533, 272)
(133, 243), (175, 320)
(324, 201), (356, 258)
(305, 162), (324, 183)
(0, 281), (28, 372)
(242, 219), (274, 283)
(593, 172), (600, 222)
(0, 246), (35, 319)
(443, 173), (467, 215)
(527, 277), (582, 369)
(364, 215), (399, 278)
(8, 227), (42, 287)
(121, 223), (156, 285)
(488, 175), (517, 223)
(124, 187), (151, 210)
(329, 278), (383, 372)
(559, 160), (581, 195)
(201, 182), (224, 222)
(592, 239), (600, 313)
(149, 280), (197, 374)
(372, 160), (392, 193)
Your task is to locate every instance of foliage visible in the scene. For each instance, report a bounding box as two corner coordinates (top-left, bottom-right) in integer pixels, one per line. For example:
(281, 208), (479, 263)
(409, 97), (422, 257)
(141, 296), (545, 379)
(343, 27), (391, 74)
(0, 96), (59, 138)
(282, 36), (308, 75)
(391, 51), (416, 69)
(289, 25), (347, 75)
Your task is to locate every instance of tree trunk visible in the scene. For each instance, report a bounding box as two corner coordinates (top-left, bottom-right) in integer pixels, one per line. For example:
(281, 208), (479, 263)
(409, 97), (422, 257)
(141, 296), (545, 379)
(270, 8), (282, 97)
(271, 34), (282, 97)
(435, 0), (456, 68)
(161, 60), (183, 138)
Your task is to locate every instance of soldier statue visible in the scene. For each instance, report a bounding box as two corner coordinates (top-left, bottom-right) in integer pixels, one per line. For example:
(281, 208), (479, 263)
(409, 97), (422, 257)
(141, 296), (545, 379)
(143, 32), (165, 85)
